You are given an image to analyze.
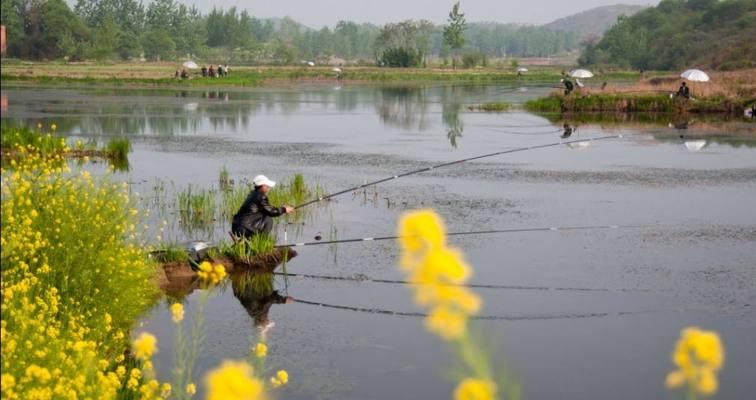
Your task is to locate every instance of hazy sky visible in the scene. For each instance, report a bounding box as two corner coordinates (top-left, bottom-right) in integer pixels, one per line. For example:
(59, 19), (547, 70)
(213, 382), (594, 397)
(184, 0), (658, 28)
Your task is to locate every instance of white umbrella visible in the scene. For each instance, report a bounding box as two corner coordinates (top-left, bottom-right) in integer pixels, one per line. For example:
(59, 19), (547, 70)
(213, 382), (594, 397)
(517, 67), (528, 73)
(569, 69), (594, 78)
(684, 140), (707, 152)
(332, 67), (342, 73)
(182, 61), (199, 70)
(307, 61), (315, 66)
(680, 69), (710, 82)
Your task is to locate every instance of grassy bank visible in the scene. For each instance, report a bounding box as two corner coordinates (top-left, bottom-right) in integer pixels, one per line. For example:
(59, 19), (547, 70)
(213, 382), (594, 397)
(0, 61), (653, 87)
(1, 131), (159, 398)
(525, 69), (756, 114)
(525, 93), (751, 114)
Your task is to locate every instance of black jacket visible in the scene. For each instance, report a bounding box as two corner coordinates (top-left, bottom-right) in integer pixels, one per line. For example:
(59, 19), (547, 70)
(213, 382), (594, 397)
(232, 189), (285, 231)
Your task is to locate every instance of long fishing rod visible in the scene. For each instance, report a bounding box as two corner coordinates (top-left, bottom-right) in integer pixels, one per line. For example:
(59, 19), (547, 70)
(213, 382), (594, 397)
(275, 224), (640, 248)
(293, 298), (655, 321)
(293, 134), (622, 209)
(273, 271), (650, 293)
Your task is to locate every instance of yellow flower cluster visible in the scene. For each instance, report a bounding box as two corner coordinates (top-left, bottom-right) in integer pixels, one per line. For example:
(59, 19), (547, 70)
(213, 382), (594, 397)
(133, 332), (158, 360)
(1, 139), (160, 399)
(269, 370), (289, 388)
(171, 302), (185, 323)
(206, 360), (265, 400)
(397, 210), (481, 341)
(197, 261), (227, 285)
(254, 342), (268, 358)
(665, 327), (725, 396)
(454, 378), (497, 400)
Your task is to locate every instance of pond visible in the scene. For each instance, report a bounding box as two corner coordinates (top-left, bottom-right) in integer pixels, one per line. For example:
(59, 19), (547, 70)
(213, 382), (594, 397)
(2, 83), (755, 399)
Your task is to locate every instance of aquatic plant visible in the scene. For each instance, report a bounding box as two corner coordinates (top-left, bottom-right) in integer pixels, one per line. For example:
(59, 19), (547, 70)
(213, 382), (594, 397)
(1, 142), (160, 399)
(665, 327), (725, 398)
(219, 166), (231, 190)
(397, 209), (519, 399)
(153, 244), (190, 264)
(177, 185), (217, 229)
(105, 137), (132, 172)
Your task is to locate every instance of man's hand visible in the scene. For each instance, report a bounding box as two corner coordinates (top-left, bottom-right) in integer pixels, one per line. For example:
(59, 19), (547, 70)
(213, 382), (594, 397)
(284, 206), (295, 214)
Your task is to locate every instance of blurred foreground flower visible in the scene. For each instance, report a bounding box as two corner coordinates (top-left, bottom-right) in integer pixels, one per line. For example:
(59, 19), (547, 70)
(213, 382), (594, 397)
(133, 332), (158, 360)
(397, 210), (480, 340)
(665, 326), (725, 397)
(198, 262), (227, 285)
(206, 360), (265, 400)
(454, 378), (497, 400)
(397, 210), (514, 399)
(171, 302), (185, 323)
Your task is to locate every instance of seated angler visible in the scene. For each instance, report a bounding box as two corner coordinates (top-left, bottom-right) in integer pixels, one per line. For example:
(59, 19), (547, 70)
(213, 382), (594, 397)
(231, 175), (295, 240)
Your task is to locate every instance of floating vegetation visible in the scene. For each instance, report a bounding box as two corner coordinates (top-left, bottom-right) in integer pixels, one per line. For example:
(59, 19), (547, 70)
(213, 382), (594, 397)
(151, 243), (190, 264)
(468, 101), (512, 112)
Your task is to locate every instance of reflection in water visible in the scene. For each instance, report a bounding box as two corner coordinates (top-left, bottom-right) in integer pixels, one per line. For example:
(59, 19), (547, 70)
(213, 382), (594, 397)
(375, 86), (430, 130)
(441, 86), (464, 148)
(231, 270), (292, 338)
(684, 140), (708, 152)
(560, 123), (574, 139)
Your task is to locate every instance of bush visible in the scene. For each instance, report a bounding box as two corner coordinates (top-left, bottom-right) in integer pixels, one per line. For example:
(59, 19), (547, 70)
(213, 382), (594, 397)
(380, 47), (423, 68)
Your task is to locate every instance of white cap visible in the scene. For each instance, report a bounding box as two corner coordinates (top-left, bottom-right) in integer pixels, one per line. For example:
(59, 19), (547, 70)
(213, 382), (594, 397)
(252, 175), (276, 188)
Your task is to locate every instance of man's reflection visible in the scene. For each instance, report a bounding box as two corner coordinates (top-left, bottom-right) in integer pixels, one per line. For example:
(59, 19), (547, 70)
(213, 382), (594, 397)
(231, 271), (293, 337)
(561, 123), (574, 139)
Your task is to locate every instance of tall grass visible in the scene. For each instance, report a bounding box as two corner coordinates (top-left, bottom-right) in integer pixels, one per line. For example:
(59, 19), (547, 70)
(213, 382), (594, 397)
(105, 137), (131, 171)
(177, 185), (216, 229)
(1, 143), (159, 398)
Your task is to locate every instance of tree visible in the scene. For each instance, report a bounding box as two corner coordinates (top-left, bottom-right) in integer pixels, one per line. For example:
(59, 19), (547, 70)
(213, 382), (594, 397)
(142, 29), (175, 61)
(442, 2), (466, 69)
(374, 20), (433, 67)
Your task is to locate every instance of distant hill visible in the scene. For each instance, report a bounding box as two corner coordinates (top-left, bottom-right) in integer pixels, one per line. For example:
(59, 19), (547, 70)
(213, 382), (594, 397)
(543, 4), (646, 39)
(579, 0), (756, 70)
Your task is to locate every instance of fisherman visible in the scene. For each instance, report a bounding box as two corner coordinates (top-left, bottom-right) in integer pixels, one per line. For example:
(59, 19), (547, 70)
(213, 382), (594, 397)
(180, 69), (189, 79)
(201, 66), (208, 77)
(675, 81), (690, 99)
(231, 175), (294, 240)
(561, 78), (574, 95)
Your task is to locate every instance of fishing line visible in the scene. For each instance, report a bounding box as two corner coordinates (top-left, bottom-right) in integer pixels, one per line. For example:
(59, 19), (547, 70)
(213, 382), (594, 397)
(293, 298), (653, 321)
(293, 134), (623, 209)
(273, 271), (650, 293)
(275, 224), (639, 248)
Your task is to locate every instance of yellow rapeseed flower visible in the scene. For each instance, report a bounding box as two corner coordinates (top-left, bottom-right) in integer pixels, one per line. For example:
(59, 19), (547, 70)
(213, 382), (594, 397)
(254, 342), (268, 358)
(206, 360), (265, 400)
(170, 303), (184, 323)
(666, 326), (725, 397)
(185, 383), (197, 395)
(454, 378), (497, 400)
(132, 332), (158, 360)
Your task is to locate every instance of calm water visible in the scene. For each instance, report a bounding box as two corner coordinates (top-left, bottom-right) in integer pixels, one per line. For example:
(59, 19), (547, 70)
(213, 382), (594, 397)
(2, 83), (755, 399)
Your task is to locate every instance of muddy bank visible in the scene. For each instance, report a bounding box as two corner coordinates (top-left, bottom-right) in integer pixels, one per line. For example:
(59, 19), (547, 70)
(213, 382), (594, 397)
(156, 248), (296, 297)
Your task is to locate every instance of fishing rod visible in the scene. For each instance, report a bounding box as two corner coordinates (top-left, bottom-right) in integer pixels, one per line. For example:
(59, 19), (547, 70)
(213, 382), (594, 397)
(293, 134), (623, 209)
(293, 298), (655, 321)
(275, 223), (640, 248)
(273, 271), (650, 293)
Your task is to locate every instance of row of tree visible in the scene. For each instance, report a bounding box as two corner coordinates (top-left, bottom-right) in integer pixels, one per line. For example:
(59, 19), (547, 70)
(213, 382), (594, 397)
(1, 0), (581, 64)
